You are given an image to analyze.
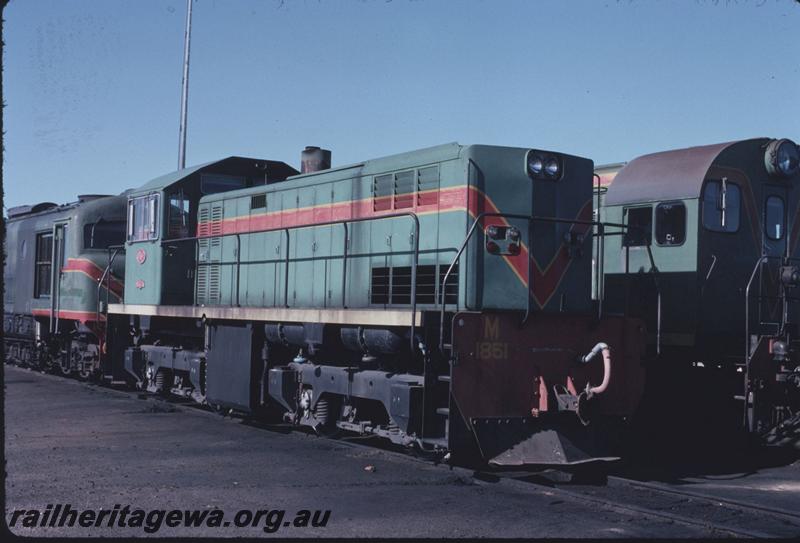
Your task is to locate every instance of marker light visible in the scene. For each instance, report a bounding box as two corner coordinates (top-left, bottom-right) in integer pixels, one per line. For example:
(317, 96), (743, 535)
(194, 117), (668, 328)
(486, 241), (500, 254)
(507, 243), (521, 256)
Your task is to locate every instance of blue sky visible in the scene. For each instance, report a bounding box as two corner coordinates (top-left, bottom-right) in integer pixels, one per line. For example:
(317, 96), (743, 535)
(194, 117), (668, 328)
(3, 0), (799, 209)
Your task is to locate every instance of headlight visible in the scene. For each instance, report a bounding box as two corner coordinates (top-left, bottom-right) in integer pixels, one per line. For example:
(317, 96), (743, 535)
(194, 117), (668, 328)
(526, 150), (562, 180)
(545, 158), (560, 177)
(528, 155), (544, 176)
(765, 138), (800, 178)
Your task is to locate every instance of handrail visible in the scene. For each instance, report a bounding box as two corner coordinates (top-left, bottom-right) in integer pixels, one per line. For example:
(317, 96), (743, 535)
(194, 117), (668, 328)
(166, 211), (421, 352)
(743, 255), (768, 431)
(643, 241), (662, 356)
(97, 245), (125, 324)
(437, 212), (616, 353)
(437, 215), (658, 354)
(598, 223), (661, 355)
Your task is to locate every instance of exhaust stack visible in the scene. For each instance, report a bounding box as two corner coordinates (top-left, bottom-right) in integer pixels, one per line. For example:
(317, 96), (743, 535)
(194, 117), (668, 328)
(301, 146), (332, 174)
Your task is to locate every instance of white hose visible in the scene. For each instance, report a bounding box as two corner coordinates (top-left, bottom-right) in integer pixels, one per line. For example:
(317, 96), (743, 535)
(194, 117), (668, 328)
(581, 342), (611, 396)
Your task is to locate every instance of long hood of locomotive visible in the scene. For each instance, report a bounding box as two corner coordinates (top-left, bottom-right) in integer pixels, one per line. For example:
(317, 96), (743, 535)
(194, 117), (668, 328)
(185, 144), (595, 315)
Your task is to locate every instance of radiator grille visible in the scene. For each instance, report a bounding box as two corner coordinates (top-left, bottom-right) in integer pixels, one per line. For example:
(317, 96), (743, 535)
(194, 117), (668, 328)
(370, 264), (458, 305)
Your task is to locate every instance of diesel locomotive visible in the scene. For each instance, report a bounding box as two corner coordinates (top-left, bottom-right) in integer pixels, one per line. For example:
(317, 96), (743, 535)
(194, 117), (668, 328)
(3, 194), (127, 377)
(597, 137), (800, 447)
(14, 137), (799, 465)
(98, 143), (648, 467)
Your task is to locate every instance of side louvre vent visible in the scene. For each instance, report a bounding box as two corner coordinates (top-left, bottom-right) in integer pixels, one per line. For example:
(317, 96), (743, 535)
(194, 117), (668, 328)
(250, 194), (266, 210)
(372, 167), (440, 211)
(373, 174), (392, 211)
(417, 165), (439, 206)
(197, 206), (210, 237)
(196, 202), (223, 305)
(209, 203), (223, 236)
(370, 264), (458, 305)
(393, 171), (415, 209)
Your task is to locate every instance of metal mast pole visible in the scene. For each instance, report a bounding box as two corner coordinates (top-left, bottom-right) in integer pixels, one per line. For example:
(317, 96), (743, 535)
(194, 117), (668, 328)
(178, 0), (193, 170)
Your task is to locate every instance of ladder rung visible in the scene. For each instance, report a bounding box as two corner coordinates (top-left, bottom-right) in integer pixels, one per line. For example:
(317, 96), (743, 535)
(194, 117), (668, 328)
(437, 375), (451, 383)
(436, 408), (450, 416)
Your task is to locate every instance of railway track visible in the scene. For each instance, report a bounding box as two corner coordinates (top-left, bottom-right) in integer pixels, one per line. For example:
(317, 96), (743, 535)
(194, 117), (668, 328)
(493, 472), (800, 538)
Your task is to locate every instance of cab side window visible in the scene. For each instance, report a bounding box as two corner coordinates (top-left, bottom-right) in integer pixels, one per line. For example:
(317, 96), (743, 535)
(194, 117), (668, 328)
(702, 179), (740, 233)
(623, 206), (652, 246)
(34, 232), (53, 298)
(167, 190), (191, 239)
(127, 194), (160, 242)
(655, 202), (686, 246)
(765, 196), (785, 241)
(84, 220), (126, 249)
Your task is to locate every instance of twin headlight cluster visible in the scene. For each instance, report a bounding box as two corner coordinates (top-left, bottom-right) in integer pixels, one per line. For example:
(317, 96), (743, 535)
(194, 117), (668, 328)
(526, 150), (563, 180)
(765, 138), (800, 178)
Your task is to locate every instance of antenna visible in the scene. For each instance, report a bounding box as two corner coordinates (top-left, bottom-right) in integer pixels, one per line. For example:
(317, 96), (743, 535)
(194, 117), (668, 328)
(177, 0), (193, 170)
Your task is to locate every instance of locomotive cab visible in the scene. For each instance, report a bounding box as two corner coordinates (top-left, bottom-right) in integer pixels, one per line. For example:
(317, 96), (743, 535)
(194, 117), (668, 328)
(121, 157), (298, 306)
(600, 137), (800, 443)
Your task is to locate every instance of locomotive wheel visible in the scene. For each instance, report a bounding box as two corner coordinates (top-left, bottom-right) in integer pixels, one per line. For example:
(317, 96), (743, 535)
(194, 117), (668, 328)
(58, 357), (73, 376)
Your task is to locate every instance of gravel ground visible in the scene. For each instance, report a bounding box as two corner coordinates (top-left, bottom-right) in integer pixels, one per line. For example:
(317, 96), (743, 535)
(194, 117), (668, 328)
(4, 364), (797, 538)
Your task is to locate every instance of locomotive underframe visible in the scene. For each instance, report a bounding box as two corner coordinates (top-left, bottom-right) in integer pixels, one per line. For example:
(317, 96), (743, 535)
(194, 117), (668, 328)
(3, 312), (103, 378)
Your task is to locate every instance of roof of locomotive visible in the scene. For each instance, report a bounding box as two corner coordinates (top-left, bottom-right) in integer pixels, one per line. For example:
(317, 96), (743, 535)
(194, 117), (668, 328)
(594, 162), (627, 191)
(604, 139), (752, 206)
(131, 156), (299, 195)
(5, 193), (127, 223)
(196, 143), (466, 203)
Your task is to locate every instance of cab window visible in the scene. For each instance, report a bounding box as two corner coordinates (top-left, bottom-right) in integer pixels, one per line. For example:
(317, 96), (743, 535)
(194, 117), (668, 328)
(200, 174), (246, 195)
(765, 195), (785, 241)
(84, 220), (126, 249)
(127, 194), (159, 242)
(702, 179), (740, 233)
(167, 190), (191, 239)
(655, 202), (686, 246)
(623, 206), (652, 246)
(34, 232), (53, 298)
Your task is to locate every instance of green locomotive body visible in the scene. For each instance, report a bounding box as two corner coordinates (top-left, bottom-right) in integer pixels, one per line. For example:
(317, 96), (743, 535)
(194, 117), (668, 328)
(105, 143), (646, 466)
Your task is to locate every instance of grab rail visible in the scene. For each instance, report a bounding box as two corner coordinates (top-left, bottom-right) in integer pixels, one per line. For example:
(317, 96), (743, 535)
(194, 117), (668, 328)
(743, 255), (769, 430)
(164, 212), (421, 352)
(437, 214), (660, 354)
(97, 245), (125, 324)
(742, 254), (800, 430)
(438, 212), (623, 353)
